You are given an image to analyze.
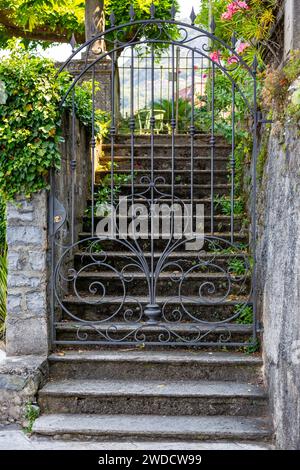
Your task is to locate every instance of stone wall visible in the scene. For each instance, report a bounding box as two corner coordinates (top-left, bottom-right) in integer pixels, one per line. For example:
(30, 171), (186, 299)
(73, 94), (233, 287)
(0, 353), (47, 425)
(257, 121), (300, 449)
(5, 192), (49, 356)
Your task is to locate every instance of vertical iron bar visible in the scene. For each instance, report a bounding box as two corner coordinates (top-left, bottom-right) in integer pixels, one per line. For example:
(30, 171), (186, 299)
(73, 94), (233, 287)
(160, 65), (163, 104)
(252, 66), (258, 342)
(210, 61), (216, 235)
(145, 50), (148, 111)
(71, 88), (76, 245)
(167, 52), (170, 121)
(230, 83), (235, 244)
(122, 51), (125, 119)
(144, 42), (161, 324)
(150, 42), (155, 306)
(190, 50), (195, 230)
(130, 45), (135, 207)
(50, 168), (56, 345)
(91, 66), (96, 237)
(171, 44), (176, 206)
(175, 47), (180, 134)
(137, 56), (140, 115)
(185, 52), (189, 132)
(110, 43), (116, 226)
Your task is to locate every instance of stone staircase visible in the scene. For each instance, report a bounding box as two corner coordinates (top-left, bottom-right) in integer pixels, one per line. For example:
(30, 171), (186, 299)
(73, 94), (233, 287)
(32, 350), (272, 447)
(32, 134), (272, 447)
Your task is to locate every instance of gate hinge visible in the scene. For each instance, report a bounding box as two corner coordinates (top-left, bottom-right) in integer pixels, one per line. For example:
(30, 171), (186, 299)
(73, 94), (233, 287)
(49, 197), (66, 236)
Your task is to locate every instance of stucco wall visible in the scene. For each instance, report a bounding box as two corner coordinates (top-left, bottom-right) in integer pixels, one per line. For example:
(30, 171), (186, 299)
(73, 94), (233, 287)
(257, 122), (300, 449)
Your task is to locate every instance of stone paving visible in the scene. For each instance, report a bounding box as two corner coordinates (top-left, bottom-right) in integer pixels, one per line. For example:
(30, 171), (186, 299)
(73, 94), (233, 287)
(0, 425), (273, 450)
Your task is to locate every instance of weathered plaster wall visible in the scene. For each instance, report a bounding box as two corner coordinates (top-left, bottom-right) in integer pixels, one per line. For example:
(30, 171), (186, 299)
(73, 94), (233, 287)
(257, 122), (300, 449)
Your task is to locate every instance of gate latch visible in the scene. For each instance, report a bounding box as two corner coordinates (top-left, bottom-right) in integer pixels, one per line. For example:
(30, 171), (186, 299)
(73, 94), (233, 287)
(49, 197), (66, 236)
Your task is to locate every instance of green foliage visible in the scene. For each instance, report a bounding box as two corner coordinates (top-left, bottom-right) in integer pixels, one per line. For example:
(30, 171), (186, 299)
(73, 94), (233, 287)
(0, 47), (107, 202)
(0, 246), (7, 339)
(0, 0), (179, 49)
(245, 337), (260, 354)
(228, 257), (247, 276)
(215, 195), (244, 216)
(0, 0), (85, 48)
(106, 1), (179, 55)
(235, 304), (253, 324)
(24, 403), (40, 433)
(91, 172), (132, 217)
(152, 98), (191, 133)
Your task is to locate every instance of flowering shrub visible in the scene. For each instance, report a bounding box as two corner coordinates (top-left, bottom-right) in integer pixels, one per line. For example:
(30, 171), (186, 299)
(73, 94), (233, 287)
(221, 1), (249, 21)
(197, 0), (277, 67)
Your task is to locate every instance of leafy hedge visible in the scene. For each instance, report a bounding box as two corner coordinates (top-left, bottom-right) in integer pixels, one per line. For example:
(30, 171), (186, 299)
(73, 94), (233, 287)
(0, 48), (107, 202)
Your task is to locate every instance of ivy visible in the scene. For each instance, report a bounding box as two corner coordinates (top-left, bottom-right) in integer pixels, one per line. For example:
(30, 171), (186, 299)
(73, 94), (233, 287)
(0, 47), (108, 201)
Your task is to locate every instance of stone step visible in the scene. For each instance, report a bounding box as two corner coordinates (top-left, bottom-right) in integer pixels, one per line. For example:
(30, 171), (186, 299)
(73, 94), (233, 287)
(74, 251), (248, 271)
(92, 183), (232, 198)
(48, 350), (263, 382)
(77, 233), (249, 251)
(95, 169), (229, 185)
(99, 156), (230, 171)
(26, 437), (274, 450)
(87, 198), (236, 215)
(38, 379), (267, 417)
(83, 215), (245, 233)
(32, 414), (272, 442)
(55, 322), (254, 346)
(73, 271), (250, 298)
(60, 296), (252, 323)
(102, 144), (231, 159)
(110, 134), (229, 146)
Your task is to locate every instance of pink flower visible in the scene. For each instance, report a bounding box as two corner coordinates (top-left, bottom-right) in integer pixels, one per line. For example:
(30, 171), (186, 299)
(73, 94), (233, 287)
(202, 73), (208, 78)
(221, 10), (233, 20)
(228, 55), (239, 64)
(222, 1), (249, 20)
(236, 42), (250, 54)
(209, 51), (221, 63)
(236, 1), (249, 9)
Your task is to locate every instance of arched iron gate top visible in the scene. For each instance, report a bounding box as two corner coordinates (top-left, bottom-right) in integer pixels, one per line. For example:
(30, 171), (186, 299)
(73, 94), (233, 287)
(57, 15), (258, 115)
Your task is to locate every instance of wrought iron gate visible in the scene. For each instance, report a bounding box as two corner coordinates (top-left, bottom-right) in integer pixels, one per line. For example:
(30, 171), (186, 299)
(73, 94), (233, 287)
(50, 3), (258, 347)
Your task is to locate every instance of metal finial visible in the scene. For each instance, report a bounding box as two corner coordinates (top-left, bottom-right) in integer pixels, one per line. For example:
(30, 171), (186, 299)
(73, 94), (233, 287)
(253, 55), (258, 72)
(190, 7), (196, 26)
(110, 11), (116, 27)
(231, 32), (237, 49)
(129, 4), (135, 22)
(210, 16), (216, 34)
(70, 33), (76, 52)
(150, 1), (156, 19)
(170, 0), (176, 19)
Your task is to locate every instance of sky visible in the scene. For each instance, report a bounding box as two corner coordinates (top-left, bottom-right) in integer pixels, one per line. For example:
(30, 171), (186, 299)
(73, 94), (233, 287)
(43, 0), (201, 61)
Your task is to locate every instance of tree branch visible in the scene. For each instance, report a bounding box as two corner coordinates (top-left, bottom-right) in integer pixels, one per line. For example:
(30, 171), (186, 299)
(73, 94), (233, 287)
(0, 9), (85, 44)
